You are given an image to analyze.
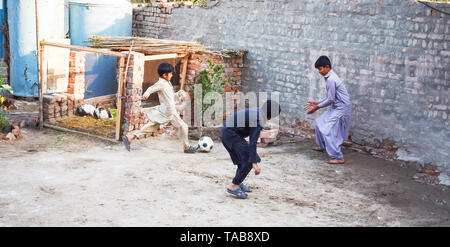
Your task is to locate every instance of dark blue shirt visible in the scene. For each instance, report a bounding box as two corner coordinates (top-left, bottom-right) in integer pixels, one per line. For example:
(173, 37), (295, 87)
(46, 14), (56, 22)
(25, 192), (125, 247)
(221, 108), (264, 163)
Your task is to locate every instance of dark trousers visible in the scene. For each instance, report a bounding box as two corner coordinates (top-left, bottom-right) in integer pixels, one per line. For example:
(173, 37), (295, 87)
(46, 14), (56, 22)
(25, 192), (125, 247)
(232, 160), (253, 185)
(220, 128), (253, 185)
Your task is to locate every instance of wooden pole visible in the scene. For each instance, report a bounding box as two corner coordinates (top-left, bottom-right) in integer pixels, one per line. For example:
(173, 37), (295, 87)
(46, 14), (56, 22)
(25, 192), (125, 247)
(44, 123), (119, 144)
(40, 41), (127, 58)
(38, 43), (44, 128)
(144, 53), (184, 61)
(115, 45), (133, 141)
(35, 0), (43, 129)
(180, 54), (189, 91)
(115, 56), (125, 141)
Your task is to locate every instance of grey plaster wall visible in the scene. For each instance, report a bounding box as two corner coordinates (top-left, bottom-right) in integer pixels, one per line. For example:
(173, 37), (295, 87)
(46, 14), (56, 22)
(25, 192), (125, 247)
(133, 0), (450, 169)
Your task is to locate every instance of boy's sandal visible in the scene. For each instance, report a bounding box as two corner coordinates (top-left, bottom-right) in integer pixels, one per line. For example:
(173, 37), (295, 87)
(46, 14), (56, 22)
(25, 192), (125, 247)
(184, 145), (198, 153)
(312, 146), (325, 152)
(226, 188), (248, 199)
(240, 184), (252, 193)
(122, 136), (131, 152)
(327, 159), (345, 164)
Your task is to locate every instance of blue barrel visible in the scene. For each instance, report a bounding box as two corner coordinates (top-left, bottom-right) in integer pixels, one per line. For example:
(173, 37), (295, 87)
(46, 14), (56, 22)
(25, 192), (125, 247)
(8, 0), (65, 97)
(69, 0), (132, 99)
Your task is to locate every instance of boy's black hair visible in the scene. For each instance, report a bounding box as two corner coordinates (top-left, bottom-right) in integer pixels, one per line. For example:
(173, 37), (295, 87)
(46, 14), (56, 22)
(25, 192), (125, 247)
(262, 100), (281, 120)
(314, 56), (332, 69)
(158, 62), (175, 77)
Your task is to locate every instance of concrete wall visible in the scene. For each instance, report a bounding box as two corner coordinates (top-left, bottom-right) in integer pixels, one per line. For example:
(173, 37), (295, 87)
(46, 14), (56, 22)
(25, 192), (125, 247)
(132, 0), (450, 171)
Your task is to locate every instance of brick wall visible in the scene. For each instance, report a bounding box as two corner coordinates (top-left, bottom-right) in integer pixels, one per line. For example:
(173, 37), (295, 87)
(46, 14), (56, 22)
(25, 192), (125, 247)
(132, 1), (450, 172)
(133, 2), (194, 39)
(183, 52), (245, 91)
(83, 94), (117, 110)
(118, 51), (148, 137)
(68, 51), (86, 100)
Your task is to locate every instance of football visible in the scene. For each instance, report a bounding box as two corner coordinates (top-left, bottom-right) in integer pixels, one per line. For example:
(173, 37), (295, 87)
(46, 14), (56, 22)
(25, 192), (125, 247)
(198, 136), (214, 152)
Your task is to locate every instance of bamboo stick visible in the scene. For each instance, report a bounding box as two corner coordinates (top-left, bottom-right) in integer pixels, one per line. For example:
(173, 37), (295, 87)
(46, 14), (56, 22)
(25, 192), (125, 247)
(40, 41), (127, 57)
(144, 53), (185, 61)
(180, 54), (189, 91)
(115, 43), (133, 141)
(35, 0), (43, 129)
(86, 36), (215, 56)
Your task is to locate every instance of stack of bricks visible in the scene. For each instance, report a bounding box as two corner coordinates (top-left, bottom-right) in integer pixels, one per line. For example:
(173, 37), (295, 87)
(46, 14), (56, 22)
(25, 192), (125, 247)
(119, 52), (148, 137)
(68, 51), (86, 100)
(43, 93), (80, 124)
(43, 94), (57, 124)
(281, 118), (316, 139)
(43, 92), (118, 125)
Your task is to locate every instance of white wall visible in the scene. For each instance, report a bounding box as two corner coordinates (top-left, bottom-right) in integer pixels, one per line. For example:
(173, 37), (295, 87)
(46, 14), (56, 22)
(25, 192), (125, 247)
(65, 0), (69, 37)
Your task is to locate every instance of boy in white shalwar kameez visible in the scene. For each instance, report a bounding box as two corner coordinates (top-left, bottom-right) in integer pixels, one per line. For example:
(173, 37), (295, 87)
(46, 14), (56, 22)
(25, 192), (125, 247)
(304, 56), (352, 164)
(122, 62), (198, 153)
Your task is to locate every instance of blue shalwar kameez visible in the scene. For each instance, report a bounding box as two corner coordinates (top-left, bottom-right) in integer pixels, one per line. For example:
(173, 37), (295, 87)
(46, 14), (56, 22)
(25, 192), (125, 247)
(220, 108), (264, 185)
(315, 70), (352, 159)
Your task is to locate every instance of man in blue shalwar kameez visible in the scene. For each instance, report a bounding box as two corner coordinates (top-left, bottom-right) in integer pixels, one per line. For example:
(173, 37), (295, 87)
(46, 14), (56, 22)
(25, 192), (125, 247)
(220, 100), (281, 199)
(305, 56), (352, 164)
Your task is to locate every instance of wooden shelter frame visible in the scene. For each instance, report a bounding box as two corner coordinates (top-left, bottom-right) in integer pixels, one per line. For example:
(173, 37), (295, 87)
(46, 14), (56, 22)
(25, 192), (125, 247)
(38, 40), (190, 142)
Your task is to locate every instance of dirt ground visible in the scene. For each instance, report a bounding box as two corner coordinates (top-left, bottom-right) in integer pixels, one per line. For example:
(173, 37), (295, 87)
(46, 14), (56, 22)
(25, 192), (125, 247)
(0, 127), (449, 227)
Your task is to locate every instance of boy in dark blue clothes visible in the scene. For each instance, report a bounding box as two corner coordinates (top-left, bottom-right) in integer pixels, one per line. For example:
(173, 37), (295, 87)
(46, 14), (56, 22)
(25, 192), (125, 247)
(220, 100), (281, 199)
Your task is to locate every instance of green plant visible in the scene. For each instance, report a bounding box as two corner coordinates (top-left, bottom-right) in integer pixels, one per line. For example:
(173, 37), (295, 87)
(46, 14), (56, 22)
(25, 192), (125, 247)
(0, 78), (12, 109)
(187, 58), (230, 116)
(55, 135), (64, 144)
(0, 108), (10, 131)
(0, 78), (12, 131)
(110, 108), (117, 120)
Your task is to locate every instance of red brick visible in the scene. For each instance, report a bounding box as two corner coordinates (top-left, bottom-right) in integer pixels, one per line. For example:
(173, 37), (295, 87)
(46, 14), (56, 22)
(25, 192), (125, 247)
(188, 64), (201, 70)
(190, 54), (202, 60)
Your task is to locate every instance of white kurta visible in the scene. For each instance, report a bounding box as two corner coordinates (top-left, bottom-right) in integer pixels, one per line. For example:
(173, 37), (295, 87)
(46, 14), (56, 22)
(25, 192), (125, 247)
(134, 78), (189, 147)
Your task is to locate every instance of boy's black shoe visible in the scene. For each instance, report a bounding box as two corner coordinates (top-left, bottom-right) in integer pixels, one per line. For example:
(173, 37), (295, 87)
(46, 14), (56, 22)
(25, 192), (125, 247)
(184, 145), (198, 153)
(122, 136), (131, 152)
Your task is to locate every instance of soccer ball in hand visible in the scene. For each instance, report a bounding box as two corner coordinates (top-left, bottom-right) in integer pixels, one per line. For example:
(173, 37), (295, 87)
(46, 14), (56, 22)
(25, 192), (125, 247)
(198, 136), (214, 152)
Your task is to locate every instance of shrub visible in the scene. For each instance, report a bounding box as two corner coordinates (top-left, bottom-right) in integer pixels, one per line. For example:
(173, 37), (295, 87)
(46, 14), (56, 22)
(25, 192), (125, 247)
(0, 77), (12, 109)
(187, 58), (229, 115)
(0, 108), (9, 132)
